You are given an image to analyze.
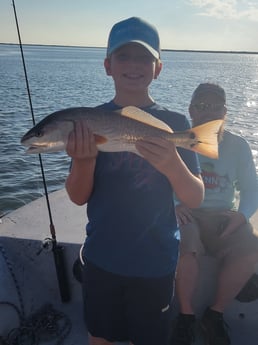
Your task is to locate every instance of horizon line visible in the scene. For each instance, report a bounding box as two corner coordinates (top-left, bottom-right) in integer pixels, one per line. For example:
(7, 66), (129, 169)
(1, 42), (258, 55)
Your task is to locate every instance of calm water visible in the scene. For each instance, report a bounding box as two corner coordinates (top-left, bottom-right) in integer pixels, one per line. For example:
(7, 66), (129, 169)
(0, 44), (258, 216)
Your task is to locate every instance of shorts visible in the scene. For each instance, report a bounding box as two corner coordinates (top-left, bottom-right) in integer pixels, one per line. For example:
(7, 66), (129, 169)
(179, 208), (258, 260)
(81, 260), (174, 345)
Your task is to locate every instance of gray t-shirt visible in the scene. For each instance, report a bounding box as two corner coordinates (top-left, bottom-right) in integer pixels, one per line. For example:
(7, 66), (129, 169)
(199, 130), (258, 219)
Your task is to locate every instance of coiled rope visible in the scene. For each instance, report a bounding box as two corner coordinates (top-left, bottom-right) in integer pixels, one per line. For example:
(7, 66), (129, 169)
(0, 244), (71, 345)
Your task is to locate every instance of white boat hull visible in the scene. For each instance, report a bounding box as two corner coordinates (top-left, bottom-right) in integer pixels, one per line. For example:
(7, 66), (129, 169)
(1, 189), (258, 344)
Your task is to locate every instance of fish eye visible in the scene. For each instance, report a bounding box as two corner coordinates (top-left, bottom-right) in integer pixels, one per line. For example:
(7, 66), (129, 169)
(35, 130), (43, 137)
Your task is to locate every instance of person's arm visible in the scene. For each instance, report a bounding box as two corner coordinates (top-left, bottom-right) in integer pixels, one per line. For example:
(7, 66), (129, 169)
(65, 121), (98, 205)
(237, 139), (258, 219)
(135, 137), (204, 208)
(220, 138), (258, 239)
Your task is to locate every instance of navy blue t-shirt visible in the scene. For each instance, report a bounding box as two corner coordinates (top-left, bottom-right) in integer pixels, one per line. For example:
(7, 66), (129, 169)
(83, 102), (200, 277)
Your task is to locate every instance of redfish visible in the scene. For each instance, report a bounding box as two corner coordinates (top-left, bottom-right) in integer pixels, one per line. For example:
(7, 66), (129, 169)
(21, 106), (223, 158)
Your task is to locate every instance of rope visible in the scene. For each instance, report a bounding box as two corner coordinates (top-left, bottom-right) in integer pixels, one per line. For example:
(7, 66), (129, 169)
(0, 303), (71, 345)
(0, 244), (25, 321)
(0, 244), (72, 345)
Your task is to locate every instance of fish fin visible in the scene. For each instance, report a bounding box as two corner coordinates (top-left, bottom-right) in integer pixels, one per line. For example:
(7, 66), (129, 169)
(94, 134), (107, 144)
(117, 106), (173, 133)
(190, 119), (224, 159)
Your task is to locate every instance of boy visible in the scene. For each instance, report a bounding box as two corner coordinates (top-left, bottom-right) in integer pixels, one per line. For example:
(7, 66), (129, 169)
(65, 17), (204, 345)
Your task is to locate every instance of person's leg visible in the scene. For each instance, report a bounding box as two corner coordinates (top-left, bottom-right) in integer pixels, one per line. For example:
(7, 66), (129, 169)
(175, 220), (204, 314)
(210, 221), (258, 311)
(171, 253), (198, 345)
(201, 219), (258, 345)
(211, 251), (258, 312)
(200, 253), (257, 345)
(171, 222), (203, 344)
(175, 252), (199, 314)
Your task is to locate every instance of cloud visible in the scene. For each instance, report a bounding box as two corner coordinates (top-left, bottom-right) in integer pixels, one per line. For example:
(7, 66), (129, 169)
(189, 0), (258, 21)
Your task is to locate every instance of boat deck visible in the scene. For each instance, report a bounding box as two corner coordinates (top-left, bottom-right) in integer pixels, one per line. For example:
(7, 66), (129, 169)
(1, 189), (258, 344)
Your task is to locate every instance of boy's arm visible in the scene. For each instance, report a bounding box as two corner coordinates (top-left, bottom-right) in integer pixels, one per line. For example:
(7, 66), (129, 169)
(135, 137), (204, 208)
(65, 158), (96, 205)
(65, 121), (98, 205)
(164, 155), (204, 209)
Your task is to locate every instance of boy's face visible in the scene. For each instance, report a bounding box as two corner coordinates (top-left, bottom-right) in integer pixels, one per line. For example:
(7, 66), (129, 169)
(104, 43), (162, 93)
(189, 92), (226, 126)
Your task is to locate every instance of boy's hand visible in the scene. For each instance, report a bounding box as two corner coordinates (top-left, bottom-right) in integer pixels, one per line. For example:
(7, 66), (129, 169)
(66, 120), (98, 160)
(135, 137), (177, 175)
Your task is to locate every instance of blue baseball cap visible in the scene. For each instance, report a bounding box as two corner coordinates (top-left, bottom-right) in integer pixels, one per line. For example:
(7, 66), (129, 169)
(107, 17), (160, 59)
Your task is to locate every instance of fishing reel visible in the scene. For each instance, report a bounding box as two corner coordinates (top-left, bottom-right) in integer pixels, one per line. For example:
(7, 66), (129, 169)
(37, 237), (55, 255)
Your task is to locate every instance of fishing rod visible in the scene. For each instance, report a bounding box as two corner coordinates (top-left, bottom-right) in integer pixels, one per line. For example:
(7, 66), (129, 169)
(11, 0), (70, 303)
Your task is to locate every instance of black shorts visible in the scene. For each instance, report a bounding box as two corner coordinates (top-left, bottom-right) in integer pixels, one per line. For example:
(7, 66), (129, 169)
(82, 260), (175, 345)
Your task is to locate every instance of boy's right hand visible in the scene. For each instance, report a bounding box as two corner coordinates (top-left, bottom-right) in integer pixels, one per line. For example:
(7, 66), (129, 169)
(66, 120), (98, 160)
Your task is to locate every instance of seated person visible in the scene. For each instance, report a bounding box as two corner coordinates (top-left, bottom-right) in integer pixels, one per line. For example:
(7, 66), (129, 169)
(171, 83), (258, 345)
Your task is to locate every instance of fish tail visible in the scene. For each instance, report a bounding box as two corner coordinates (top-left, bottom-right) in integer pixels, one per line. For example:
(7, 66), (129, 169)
(189, 119), (223, 159)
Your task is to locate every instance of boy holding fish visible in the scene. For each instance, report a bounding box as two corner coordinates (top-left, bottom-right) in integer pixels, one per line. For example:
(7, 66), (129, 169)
(171, 83), (258, 345)
(65, 17), (204, 345)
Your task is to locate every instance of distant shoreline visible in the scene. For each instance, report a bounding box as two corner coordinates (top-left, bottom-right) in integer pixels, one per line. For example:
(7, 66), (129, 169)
(1, 42), (258, 55)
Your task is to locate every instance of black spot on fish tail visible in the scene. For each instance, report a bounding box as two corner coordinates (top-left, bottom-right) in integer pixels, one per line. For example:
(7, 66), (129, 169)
(189, 132), (196, 139)
(190, 140), (201, 148)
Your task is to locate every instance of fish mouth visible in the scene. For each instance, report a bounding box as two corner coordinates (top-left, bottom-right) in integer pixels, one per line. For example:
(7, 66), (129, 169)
(25, 144), (48, 154)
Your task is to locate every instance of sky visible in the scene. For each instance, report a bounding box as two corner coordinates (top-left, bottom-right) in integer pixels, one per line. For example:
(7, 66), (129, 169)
(1, 0), (258, 52)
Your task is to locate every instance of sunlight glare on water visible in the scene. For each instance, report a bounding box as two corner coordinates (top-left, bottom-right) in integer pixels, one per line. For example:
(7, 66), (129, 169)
(0, 45), (258, 215)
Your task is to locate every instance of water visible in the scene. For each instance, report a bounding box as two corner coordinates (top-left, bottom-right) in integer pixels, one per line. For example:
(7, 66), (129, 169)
(1, 44), (258, 216)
